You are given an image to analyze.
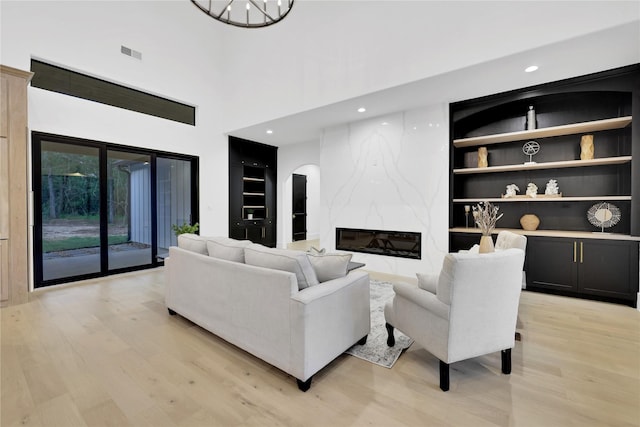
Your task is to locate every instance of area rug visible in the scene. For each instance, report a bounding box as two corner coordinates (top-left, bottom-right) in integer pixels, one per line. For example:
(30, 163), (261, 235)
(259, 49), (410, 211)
(345, 280), (413, 368)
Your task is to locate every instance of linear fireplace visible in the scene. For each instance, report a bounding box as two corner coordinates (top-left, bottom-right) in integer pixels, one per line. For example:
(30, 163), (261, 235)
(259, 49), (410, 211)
(336, 228), (421, 259)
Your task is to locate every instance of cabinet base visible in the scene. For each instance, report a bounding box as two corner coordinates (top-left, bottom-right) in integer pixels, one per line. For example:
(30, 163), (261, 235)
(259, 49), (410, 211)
(525, 287), (637, 309)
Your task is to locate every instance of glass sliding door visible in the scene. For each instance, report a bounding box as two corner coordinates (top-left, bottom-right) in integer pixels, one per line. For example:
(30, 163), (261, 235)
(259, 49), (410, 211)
(37, 140), (101, 283)
(107, 150), (152, 270)
(33, 132), (198, 288)
(156, 157), (193, 258)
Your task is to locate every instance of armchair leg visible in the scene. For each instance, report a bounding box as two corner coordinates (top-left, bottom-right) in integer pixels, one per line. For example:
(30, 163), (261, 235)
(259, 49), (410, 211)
(357, 335), (368, 345)
(297, 377), (312, 392)
(385, 323), (395, 347)
(501, 349), (512, 374)
(439, 360), (450, 392)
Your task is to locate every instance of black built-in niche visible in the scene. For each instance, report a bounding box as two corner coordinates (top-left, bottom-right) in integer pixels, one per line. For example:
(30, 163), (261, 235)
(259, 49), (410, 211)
(449, 64), (640, 307)
(229, 136), (277, 247)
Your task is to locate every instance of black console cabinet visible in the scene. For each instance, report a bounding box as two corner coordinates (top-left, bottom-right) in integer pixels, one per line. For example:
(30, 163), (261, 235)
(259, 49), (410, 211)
(527, 237), (639, 304)
(229, 137), (277, 247)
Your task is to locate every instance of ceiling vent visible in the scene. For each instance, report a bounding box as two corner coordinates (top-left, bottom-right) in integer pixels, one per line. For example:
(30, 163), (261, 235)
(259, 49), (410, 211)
(121, 45), (142, 60)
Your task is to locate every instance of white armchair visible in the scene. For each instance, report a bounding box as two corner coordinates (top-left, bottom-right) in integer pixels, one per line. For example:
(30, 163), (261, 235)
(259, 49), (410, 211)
(384, 248), (525, 391)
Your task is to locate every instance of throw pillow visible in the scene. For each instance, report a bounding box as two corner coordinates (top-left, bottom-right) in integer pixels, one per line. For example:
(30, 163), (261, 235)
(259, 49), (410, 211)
(177, 233), (208, 255)
(307, 252), (352, 282)
(206, 238), (251, 263)
(307, 246), (326, 255)
(244, 244), (319, 290)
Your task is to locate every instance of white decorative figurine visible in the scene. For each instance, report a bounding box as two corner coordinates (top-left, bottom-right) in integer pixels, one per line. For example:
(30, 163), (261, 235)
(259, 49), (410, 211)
(504, 184), (520, 198)
(545, 179), (559, 195)
(526, 182), (538, 198)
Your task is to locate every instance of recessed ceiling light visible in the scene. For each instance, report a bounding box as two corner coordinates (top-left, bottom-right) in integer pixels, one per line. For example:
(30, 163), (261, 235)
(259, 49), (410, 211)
(381, 122), (389, 126)
(266, 129), (273, 134)
(357, 107), (366, 113)
(525, 65), (539, 73)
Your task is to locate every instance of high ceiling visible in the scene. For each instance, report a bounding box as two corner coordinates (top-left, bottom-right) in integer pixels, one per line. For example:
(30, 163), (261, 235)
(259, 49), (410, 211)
(219, 2), (639, 146)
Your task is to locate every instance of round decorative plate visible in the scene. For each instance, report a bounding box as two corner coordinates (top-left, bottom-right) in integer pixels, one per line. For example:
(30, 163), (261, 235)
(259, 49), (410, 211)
(587, 202), (621, 231)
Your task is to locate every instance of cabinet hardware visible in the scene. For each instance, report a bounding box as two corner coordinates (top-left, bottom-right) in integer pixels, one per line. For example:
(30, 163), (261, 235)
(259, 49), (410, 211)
(262, 227), (265, 239)
(580, 242), (583, 263)
(573, 241), (577, 263)
(245, 228), (248, 240)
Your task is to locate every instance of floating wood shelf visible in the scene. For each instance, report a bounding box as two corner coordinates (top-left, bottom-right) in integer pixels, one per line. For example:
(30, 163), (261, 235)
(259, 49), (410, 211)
(453, 156), (632, 174)
(453, 196), (632, 203)
(449, 227), (640, 241)
(453, 116), (632, 148)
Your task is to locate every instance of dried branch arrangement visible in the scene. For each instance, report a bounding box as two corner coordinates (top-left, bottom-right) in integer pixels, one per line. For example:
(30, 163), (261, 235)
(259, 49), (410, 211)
(472, 201), (503, 236)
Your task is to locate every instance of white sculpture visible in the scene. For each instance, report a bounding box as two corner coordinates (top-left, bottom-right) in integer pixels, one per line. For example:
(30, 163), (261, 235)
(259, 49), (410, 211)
(526, 182), (538, 198)
(545, 179), (560, 195)
(504, 184), (520, 198)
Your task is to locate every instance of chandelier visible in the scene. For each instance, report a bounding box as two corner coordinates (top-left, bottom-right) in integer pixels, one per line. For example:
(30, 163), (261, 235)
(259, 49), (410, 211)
(191, 0), (295, 28)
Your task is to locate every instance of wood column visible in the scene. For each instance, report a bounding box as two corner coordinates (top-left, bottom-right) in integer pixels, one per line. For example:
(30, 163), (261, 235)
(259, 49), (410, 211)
(1, 65), (33, 306)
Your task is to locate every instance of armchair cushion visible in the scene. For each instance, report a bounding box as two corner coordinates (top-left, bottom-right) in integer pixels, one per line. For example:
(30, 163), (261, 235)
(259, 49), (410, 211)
(495, 231), (527, 251)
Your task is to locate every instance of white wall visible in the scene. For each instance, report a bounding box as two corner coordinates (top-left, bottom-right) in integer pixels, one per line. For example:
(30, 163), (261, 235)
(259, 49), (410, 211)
(1, 0), (230, 237)
(319, 106), (450, 277)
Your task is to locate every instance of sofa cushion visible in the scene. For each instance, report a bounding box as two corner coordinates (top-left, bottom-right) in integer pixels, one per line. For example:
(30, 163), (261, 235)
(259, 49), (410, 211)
(244, 244), (319, 289)
(177, 233), (208, 255)
(307, 252), (352, 282)
(206, 238), (251, 263)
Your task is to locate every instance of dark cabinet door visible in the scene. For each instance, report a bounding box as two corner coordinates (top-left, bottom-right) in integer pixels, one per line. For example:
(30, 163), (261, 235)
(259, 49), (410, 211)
(527, 237), (578, 292)
(578, 240), (639, 299)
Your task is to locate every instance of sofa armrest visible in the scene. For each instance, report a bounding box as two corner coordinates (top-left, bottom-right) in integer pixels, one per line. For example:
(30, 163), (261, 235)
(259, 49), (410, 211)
(289, 270), (370, 380)
(392, 282), (449, 320)
(291, 270), (368, 304)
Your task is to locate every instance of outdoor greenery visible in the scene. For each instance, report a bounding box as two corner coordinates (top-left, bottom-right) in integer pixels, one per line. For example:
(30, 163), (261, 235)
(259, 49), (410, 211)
(171, 222), (199, 236)
(41, 149), (131, 223)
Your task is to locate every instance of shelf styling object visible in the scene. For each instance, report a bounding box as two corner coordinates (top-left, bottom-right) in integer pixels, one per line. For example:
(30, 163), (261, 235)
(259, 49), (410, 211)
(580, 134), (595, 160)
(526, 105), (536, 130)
(587, 202), (621, 233)
(525, 182), (538, 198)
(522, 140), (540, 164)
(464, 205), (471, 228)
(520, 214), (540, 231)
(504, 183), (520, 198)
(545, 179), (560, 195)
(477, 146), (488, 168)
(472, 201), (503, 253)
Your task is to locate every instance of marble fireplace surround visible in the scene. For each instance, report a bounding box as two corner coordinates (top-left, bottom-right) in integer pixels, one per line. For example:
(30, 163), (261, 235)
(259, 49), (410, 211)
(336, 228), (421, 260)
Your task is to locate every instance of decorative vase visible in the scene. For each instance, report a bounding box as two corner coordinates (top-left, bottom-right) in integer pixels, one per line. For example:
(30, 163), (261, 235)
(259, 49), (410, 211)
(520, 214), (540, 231)
(580, 134), (594, 160)
(478, 147), (488, 168)
(478, 235), (495, 253)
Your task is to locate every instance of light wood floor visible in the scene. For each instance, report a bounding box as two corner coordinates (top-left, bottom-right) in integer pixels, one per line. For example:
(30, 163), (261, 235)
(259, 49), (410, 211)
(2, 267), (639, 427)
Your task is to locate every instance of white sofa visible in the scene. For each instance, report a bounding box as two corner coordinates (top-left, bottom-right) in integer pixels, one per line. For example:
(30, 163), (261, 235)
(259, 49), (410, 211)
(165, 234), (370, 391)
